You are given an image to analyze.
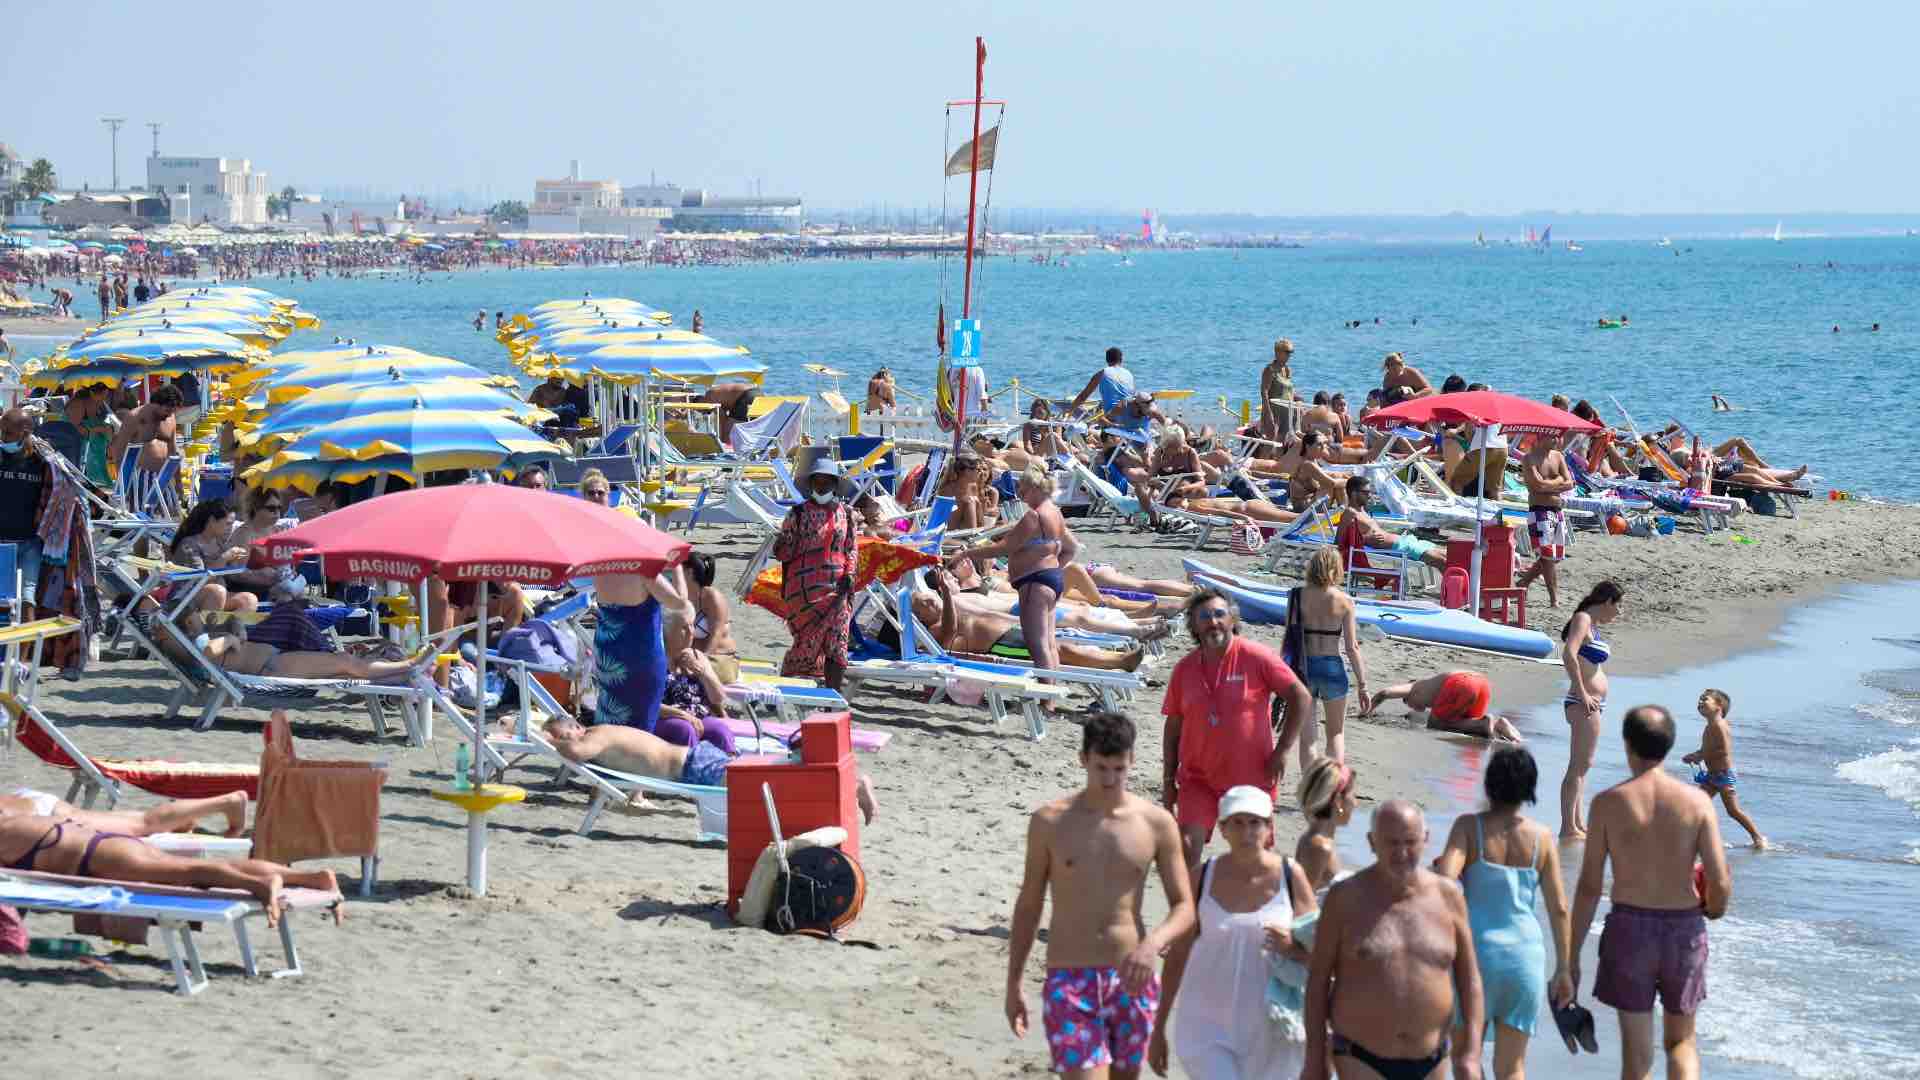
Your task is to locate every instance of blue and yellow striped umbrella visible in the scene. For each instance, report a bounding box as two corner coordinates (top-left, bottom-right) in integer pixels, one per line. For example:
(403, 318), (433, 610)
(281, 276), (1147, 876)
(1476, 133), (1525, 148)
(520, 329), (763, 386)
(240, 376), (552, 452)
(501, 297), (673, 351)
(243, 351), (517, 405)
(242, 407), (567, 493)
(82, 312), (289, 348)
(122, 287), (319, 329)
(25, 328), (265, 389)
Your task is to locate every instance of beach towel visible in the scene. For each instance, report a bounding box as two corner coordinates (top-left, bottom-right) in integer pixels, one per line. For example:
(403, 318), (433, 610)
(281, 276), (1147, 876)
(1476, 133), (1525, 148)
(0, 904), (25, 954)
(1265, 909), (1320, 1040)
(251, 714), (384, 866)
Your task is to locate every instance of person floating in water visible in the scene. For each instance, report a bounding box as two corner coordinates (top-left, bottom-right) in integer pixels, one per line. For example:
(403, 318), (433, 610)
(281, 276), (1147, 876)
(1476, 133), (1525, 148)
(1710, 394), (1733, 412)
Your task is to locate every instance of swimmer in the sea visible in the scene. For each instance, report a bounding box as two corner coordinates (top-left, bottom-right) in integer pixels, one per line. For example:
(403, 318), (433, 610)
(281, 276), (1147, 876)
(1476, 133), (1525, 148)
(1710, 394), (1733, 412)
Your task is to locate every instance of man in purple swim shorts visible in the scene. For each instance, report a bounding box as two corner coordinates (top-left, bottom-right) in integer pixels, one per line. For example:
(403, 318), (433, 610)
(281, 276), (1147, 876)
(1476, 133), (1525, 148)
(1006, 712), (1194, 1077)
(1571, 705), (1732, 1079)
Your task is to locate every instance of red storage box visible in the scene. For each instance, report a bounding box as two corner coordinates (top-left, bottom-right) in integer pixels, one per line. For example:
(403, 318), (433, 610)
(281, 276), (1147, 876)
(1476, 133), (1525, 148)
(725, 711), (861, 913)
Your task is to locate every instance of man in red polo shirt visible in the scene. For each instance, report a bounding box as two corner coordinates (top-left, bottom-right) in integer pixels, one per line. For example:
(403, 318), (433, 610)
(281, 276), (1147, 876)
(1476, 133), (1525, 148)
(1161, 585), (1312, 880)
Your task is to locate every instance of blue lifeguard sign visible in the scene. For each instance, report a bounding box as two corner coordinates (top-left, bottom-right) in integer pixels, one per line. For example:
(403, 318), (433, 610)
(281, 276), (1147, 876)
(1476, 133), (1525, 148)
(949, 318), (982, 363)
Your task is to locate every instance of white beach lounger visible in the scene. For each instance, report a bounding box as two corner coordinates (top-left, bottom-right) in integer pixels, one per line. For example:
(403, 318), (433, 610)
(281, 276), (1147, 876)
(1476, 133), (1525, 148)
(0, 869), (339, 996)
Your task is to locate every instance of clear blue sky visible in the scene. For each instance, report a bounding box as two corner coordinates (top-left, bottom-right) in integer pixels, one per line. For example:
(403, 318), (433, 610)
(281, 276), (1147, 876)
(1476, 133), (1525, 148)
(6, 1), (1913, 214)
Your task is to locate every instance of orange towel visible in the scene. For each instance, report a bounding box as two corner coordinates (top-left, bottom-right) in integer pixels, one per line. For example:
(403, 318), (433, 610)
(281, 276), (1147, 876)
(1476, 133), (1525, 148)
(251, 714), (385, 866)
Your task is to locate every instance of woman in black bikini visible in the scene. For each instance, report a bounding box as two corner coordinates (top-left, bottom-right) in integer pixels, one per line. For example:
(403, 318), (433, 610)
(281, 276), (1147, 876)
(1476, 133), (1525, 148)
(1295, 548), (1370, 767)
(950, 462), (1078, 680)
(0, 814), (343, 926)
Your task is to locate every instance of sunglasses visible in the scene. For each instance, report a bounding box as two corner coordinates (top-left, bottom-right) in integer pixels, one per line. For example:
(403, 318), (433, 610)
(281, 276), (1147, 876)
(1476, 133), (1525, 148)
(584, 489), (609, 500)
(1191, 607), (1231, 622)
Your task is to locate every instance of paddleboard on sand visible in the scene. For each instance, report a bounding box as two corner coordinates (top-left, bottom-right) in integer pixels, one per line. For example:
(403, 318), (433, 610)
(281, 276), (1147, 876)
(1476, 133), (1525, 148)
(1182, 559), (1556, 660)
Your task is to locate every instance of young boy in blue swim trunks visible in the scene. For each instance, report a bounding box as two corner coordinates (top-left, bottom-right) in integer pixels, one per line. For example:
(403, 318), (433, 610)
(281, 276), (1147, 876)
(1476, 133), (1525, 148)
(1682, 689), (1767, 849)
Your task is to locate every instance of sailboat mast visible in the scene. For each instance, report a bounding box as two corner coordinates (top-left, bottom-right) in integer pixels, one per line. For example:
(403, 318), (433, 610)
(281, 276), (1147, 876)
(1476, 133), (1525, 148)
(961, 36), (986, 317)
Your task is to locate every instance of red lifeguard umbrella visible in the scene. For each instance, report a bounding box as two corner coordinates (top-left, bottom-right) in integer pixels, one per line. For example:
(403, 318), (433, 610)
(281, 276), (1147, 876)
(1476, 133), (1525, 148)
(1363, 391), (1598, 618)
(262, 483), (689, 584)
(259, 484), (689, 893)
(1362, 389), (1601, 436)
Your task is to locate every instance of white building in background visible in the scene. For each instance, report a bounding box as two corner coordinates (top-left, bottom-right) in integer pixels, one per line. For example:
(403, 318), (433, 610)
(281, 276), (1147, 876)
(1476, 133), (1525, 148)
(667, 190), (804, 233)
(145, 155), (270, 224)
(534, 160), (620, 212)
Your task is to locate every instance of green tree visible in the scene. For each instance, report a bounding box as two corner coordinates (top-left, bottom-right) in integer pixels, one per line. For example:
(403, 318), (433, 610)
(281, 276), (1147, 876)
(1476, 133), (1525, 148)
(16, 158), (57, 200)
(487, 200), (529, 228)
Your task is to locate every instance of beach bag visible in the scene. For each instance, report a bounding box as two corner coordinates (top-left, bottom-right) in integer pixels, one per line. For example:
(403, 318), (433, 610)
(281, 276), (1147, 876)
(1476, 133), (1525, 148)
(1224, 470), (1263, 501)
(1229, 522), (1267, 556)
(1280, 587), (1308, 683)
(0, 905), (26, 955)
(1741, 489), (1778, 516)
(496, 618), (579, 671)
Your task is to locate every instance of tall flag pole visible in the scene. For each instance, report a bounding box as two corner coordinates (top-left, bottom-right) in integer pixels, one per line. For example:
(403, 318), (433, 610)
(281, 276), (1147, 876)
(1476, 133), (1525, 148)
(954, 36), (987, 455)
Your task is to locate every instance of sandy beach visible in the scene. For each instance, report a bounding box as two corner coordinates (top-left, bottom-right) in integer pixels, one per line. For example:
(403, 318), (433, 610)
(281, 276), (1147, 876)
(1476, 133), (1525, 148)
(4, 494), (1918, 1078)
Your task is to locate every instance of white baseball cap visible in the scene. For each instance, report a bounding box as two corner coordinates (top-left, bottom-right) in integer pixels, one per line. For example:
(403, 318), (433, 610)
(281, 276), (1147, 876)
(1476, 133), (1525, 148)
(1217, 785), (1275, 823)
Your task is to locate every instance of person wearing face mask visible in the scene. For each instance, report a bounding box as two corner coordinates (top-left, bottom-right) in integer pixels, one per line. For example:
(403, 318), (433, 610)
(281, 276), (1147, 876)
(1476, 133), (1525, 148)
(0, 408), (51, 609)
(772, 457), (859, 691)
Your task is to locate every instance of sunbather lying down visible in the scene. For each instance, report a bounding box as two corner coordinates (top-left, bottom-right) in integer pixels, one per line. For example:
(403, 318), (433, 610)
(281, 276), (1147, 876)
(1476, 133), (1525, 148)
(946, 558), (1189, 615)
(933, 570), (1172, 640)
(912, 574), (1149, 672)
(1, 788), (247, 838)
(1363, 670), (1523, 742)
(543, 717), (878, 824)
(169, 610), (430, 682)
(0, 813), (339, 927)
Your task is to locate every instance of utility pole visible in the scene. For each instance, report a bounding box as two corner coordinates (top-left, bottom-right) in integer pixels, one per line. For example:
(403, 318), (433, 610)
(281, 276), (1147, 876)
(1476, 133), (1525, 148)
(101, 117), (126, 189)
(146, 121), (161, 159)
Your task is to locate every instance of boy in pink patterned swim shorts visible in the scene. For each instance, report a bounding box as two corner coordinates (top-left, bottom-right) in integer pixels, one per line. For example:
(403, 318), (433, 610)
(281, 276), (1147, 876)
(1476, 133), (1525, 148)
(1006, 712), (1195, 1078)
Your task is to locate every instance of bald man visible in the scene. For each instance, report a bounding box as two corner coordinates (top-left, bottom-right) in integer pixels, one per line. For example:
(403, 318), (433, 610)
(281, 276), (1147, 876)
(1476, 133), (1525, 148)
(1305, 800), (1483, 1080)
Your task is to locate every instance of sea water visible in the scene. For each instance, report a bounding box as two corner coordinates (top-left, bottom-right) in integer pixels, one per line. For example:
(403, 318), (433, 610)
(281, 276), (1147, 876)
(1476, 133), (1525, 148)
(67, 235), (1912, 496)
(1342, 581), (1920, 1079)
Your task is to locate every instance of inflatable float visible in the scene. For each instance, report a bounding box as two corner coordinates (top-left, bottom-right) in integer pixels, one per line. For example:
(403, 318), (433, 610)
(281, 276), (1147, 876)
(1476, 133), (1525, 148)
(1181, 559), (1556, 661)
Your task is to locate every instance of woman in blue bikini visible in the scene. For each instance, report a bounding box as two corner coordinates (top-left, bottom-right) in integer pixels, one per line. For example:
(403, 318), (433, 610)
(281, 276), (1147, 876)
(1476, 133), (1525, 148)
(951, 462), (1078, 681)
(1559, 581), (1624, 839)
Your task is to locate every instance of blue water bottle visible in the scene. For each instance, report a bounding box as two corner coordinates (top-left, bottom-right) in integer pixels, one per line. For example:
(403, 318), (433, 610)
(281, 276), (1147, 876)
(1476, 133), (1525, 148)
(453, 744), (471, 791)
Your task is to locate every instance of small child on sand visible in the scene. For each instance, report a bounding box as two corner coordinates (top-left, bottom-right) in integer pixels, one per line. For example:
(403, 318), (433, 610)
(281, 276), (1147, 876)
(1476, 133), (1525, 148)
(1682, 688), (1767, 849)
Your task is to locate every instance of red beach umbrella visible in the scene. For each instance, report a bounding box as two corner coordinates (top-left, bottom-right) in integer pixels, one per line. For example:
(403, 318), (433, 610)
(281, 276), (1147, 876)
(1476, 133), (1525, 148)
(259, 483), (690, 889)
(261, 483), (690, 584)
(1362, 390), (1597, 619)
(1362, 389), (1601, 435)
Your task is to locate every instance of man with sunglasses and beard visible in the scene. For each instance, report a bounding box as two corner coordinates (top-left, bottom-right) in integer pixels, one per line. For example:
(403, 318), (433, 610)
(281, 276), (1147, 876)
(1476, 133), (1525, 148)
(1161, 586), (1312, 882)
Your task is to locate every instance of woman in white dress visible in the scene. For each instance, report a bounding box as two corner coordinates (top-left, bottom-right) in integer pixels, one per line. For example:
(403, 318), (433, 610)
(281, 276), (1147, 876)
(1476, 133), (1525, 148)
(1148, 786), (1316, 1079)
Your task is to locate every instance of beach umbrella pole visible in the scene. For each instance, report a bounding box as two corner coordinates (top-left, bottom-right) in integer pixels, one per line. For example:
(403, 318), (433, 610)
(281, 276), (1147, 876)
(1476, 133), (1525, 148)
(467, 580), (491, 894)
(1470, 429), (1486, 617)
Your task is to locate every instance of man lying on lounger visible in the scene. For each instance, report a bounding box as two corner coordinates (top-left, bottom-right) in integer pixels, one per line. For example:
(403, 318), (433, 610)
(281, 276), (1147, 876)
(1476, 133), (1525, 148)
(0, 813), (340, 927)
(1343, 475), (1451, 571)
(164, 608), (433, 681)
(909, 571), (1151, 671)
(1363, 669), (1524, 741)
(542, 717), (878, 823)
(2, 788), (247, 838)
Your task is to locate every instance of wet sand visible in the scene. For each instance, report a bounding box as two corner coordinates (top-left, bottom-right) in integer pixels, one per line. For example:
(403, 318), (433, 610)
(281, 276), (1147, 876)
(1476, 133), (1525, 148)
(3, 495), (1917, 1077)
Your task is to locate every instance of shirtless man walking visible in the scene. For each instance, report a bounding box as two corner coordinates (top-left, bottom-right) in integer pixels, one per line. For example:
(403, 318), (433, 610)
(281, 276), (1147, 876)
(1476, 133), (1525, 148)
(1571, 705), (1731, 1080)
(1514, 432), (1575, 607)
(1007, 712), (1195, 1079)
(1306, 800), (1483, 1080)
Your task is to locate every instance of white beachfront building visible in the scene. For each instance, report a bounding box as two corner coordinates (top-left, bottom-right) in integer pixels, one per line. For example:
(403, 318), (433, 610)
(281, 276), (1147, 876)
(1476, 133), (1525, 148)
(145, 155), (270, 225)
